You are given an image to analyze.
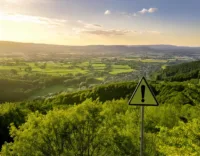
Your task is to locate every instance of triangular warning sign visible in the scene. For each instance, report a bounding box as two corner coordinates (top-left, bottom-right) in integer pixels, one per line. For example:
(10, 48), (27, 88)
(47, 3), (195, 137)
(128, 77), (159, 106)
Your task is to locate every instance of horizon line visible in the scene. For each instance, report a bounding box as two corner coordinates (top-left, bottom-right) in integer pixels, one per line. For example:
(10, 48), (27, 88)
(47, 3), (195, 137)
(0, 40), (200, 48)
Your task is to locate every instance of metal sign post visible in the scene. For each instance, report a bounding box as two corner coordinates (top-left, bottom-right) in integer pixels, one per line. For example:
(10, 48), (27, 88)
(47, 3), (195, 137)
(140, 106), (144, 156)
(128, 77), (159, 156)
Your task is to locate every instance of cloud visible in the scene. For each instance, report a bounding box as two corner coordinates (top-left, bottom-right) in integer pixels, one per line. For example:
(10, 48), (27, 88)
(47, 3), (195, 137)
(139, 8), (158, 14)
(0, 12), (160, 38)
(104, 7), (157, 17)
(82, 29), (161, 36)
(77, 20), (102, 29)
(66, 20), (104, 36)
(0, 13), (67, 26)
(104, 10), (111, 15)
(148, 8), (158, 13)
(75, 18), (161, 37)
(132, 30), (161, 35)
(139, 8), (148, 14)
(0, 13), (101, 30)
(83, 29), (130, 36)
(93, 24), (102, 27)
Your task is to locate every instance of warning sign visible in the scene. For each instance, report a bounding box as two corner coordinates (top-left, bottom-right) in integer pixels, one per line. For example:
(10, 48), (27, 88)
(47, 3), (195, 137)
(128, 77), (159, 106)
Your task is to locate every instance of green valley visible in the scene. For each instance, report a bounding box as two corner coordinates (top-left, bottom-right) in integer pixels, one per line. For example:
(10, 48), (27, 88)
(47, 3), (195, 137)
(0, 42), (200, 155)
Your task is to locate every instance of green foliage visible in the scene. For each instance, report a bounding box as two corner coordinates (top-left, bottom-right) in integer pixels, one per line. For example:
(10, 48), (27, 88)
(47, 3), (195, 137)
(0, 103), (27, 146)
(42, 81), (137, 106)
(157, 119), (200, 155)
(156, 60), (200, 81)
(10, 69), (18, 75)
(1, 79), (200, 155)
(1, 99), (140, 156)
(24, 66), (32, 72)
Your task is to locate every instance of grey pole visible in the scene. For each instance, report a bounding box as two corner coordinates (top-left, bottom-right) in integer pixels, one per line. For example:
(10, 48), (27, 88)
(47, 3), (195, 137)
(140, 106), (144, 156)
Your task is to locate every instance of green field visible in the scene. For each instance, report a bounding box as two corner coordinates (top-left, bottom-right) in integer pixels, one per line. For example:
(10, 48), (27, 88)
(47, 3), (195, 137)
(0, 58), (163, 102)
(110, 65), (134, 75)
(92, 63), (106, 70)
(140, 59), (167, 63)
(0, 61), (90, 76)
(0, 61), (137, 76)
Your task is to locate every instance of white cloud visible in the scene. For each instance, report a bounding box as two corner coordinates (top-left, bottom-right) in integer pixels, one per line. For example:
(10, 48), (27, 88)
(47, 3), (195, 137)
(131, 30), (161, 34)
(82, 28), (161, 36)
(148, 8), (158, 13)
(139, 8), (158, 14)
(83, 29), (130, 36)
(0, 12), (160, 38)
(139, 8), (148, 14)
(104, 7), (157, 17)
(104, 10), (111, 15)
(72, 19), (161, 37)
(0, 13), (67, 26)
(77, 20), (102, 29)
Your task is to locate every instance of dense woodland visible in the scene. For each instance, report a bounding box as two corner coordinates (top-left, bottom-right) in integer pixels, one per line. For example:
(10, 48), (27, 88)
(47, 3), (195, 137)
(1, 79), (200, 155)
(156, 60), (200, 82)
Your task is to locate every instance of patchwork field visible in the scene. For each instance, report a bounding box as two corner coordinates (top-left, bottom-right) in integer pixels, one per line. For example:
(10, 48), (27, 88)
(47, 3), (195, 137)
(0, 61), (136, 76)
(0, 56), (172, 101)
(110, 65), (134, 75)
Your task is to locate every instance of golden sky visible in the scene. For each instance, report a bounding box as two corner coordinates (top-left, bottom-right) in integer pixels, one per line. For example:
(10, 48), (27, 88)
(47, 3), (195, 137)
(0, 0), (199, 46)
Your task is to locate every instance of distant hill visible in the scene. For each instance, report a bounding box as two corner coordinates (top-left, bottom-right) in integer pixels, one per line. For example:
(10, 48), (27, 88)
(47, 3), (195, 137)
(156, 60), (200, 81)
(0, 41), (200, 59)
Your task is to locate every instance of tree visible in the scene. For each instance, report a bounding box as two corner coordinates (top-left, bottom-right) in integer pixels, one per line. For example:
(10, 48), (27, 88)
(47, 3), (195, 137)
(1, 99), (140, 156)
(157, 119), (200, 155)
(1, 101), (109, 155)
(10, 69), (18, 75)
(105, 63), (112, 72)
(40, 63), (47, 69)
(25, 66), (32, 72)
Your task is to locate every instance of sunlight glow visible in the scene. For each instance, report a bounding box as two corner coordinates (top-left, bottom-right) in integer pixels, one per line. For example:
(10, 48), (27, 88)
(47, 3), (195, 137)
(0, 0), (199, 47)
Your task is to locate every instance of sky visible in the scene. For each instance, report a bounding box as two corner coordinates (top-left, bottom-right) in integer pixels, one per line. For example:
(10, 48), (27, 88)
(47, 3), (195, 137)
(0, 0), (199, 46)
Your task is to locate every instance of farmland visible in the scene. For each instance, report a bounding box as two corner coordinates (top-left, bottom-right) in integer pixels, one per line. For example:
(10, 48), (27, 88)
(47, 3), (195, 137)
(0, 57), (166, 102)
(0, 42), (199, 102)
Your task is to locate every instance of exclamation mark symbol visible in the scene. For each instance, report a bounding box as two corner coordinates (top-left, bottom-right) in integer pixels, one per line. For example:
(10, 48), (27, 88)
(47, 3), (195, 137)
(141, 85), (145, 102)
